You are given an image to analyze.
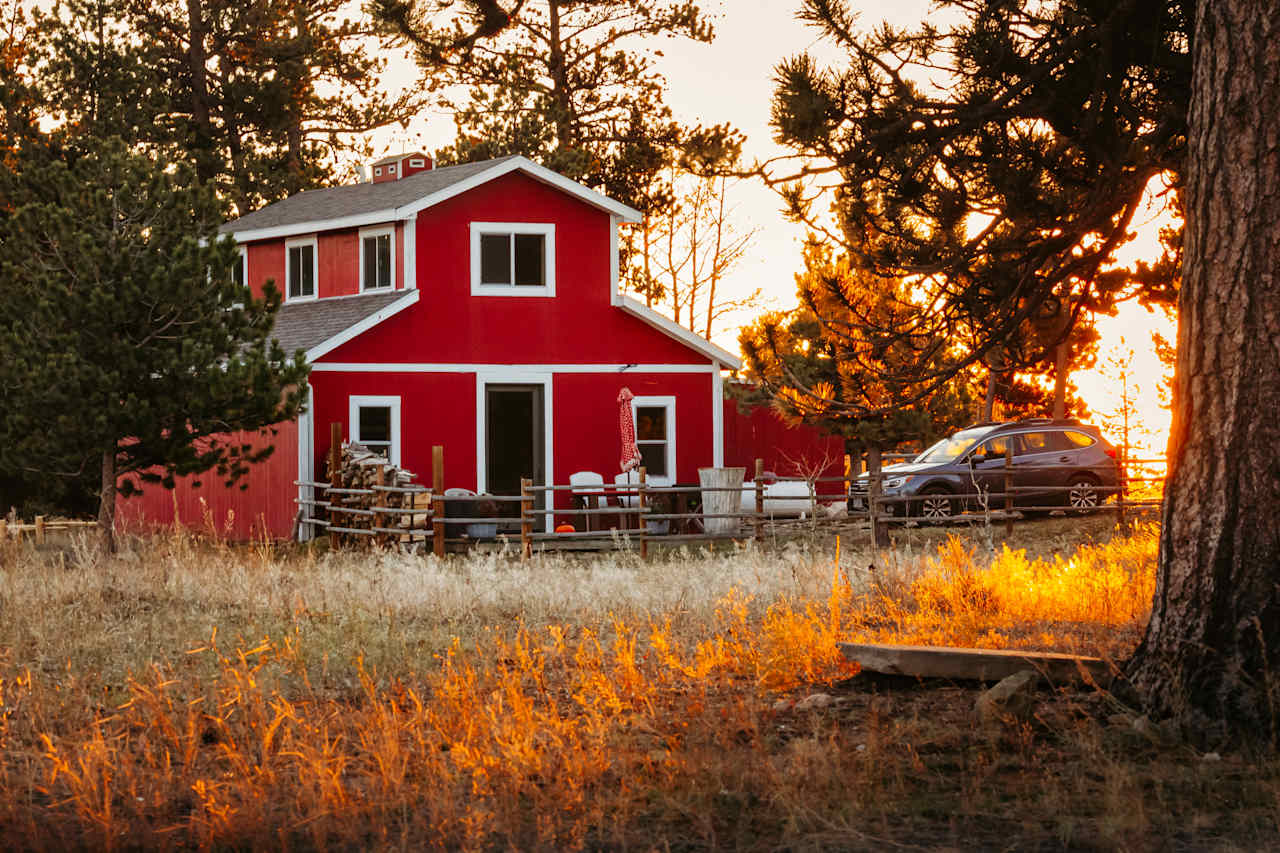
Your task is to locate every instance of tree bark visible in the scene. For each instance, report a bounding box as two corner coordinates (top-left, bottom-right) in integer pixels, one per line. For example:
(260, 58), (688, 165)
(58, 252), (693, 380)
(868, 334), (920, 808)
(1127, 0), (1280, 735)
(97, 444), (117, 555)
(1052, 341), (1068, 420)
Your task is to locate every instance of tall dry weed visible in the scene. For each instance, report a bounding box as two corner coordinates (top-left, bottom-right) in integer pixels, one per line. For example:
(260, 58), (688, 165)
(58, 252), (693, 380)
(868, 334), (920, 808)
(0, 522), (1171, 848)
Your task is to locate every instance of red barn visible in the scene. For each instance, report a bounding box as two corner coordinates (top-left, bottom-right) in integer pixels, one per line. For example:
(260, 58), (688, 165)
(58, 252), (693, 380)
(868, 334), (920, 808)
(119, 154), (742, 539)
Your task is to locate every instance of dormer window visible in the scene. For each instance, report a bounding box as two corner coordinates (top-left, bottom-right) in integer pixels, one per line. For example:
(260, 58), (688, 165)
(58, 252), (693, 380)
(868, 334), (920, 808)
(470, 222), (556, 296)
(285, 236), (317, 300)
(360, 226), (394, 291)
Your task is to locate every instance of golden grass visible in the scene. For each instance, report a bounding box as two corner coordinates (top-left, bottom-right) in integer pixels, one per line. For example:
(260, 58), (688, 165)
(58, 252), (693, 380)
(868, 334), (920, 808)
(0, 520), (1275, 849)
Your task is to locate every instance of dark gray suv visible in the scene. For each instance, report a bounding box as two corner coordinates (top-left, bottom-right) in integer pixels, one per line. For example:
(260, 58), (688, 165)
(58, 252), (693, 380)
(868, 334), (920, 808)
(851, 419), (1121, 520)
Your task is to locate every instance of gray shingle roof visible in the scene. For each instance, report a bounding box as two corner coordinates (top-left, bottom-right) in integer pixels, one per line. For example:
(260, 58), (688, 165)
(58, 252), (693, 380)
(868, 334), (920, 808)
(271, 290), (414, 357)
(222, 156), (521, 234)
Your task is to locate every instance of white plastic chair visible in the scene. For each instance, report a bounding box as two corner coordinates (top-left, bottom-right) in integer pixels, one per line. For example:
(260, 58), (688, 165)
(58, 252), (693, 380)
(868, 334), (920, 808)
(570, 471), (606, 531)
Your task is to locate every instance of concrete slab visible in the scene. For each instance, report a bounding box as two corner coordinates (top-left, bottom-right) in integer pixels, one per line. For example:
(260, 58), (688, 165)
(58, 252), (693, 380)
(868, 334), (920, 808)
(836, 642), (1111, 683)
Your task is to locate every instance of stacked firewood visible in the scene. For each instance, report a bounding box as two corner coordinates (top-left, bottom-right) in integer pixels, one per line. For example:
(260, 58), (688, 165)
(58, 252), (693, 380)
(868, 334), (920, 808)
(324, 442), (427, 548)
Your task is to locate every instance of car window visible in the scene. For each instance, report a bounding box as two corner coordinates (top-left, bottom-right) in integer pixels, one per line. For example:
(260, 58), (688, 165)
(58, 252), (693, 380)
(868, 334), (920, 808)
(1018, 432), (1055, 455)
(917, 428), (989, 463)
(1062, 430), (1095, 448)
(976, 435), (1019, 459)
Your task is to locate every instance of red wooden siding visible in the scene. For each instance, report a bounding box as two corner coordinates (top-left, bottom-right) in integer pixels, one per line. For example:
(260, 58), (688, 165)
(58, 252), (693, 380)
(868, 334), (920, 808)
(322, 172), (709, 366)
(318, 231), (359, 297)
(115, 422), (300, 540)
(722, 400), (846, 495)
(309, 369), (715, 509)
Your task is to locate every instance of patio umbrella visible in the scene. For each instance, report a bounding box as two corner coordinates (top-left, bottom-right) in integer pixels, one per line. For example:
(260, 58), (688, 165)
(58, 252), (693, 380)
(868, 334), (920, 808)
(618, 387), (643, 473)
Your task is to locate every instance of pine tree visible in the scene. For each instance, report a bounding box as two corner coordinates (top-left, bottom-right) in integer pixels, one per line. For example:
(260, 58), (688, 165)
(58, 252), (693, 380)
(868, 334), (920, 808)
(375, 0), (740, 215)
(765, 0), (1187, 407)
(0, 141), (309, 549)
(26, 0), (424, 215)
(739, 239), (977, 453)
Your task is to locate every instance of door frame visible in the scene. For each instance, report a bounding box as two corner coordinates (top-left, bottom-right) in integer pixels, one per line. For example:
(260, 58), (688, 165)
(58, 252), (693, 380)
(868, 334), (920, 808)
(475, 369), (554, 529)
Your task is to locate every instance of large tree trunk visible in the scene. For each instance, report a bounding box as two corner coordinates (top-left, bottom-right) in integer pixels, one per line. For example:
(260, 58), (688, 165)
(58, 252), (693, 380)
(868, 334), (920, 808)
(97, 445), (117, 555)
(1127, 1), (1280, 734)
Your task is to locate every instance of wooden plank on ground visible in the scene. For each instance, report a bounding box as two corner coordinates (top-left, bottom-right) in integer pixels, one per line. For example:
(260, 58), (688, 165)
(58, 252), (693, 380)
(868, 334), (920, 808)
(836, 642), (1109, 683)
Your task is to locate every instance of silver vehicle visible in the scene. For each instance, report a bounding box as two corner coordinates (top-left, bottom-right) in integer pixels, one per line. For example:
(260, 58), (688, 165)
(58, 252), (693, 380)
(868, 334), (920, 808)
(851, 419), (1122, 521)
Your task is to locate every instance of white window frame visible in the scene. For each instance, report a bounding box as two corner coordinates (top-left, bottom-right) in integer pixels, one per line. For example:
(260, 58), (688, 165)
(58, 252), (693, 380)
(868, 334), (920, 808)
(232, 246), (247, 288)
(374, 166), (382, 176)
(469, 222), (556, 297)
(409, 158), (425, 168)
(387, 163), (397, 175)
(349, 395), (401, 466)
(630, 395), (676, 485)
(359, 225), (396, 292)
(285, 236), (318, 302)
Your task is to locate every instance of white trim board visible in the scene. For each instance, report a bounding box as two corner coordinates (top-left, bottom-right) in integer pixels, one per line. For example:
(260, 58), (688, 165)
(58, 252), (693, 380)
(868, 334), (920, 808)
(631, 395), (677, 486)
(712, 369), (725, 468)
(227, 156), (641, 244)
(616, 295), (742, 370)
(358, 225), (396, 292)
(475, 369), (554, 530)
(469, 222), (556, 297)
(285, 235), (318, 302)
(303, 290), (420, 362)
(310, 361), (717, 374)
(349, 394), (402, 466)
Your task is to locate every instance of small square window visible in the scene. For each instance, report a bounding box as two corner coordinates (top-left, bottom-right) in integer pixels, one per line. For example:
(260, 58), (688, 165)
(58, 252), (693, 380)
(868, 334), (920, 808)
(350, 396), (401, 465)
(387, 164), (396, 174)
(472, 224), (554, 295)
(374, 166), (382, 176)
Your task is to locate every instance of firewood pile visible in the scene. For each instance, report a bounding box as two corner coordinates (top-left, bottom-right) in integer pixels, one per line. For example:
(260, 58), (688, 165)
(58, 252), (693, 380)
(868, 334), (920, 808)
(323, 442), (429, 548)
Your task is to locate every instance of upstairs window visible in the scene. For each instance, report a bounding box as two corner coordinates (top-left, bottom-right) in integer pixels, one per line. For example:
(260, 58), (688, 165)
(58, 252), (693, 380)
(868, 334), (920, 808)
(360, 227), (394, 291)
(286, 237), (316, 300)
(631, 396), (676, 483)
(470, 223), (556, 296)
(231, 248), (246, 289)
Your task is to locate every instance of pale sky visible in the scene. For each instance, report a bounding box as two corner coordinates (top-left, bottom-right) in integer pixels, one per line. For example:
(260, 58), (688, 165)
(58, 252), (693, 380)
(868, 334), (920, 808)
(373, 0), (1174, 453)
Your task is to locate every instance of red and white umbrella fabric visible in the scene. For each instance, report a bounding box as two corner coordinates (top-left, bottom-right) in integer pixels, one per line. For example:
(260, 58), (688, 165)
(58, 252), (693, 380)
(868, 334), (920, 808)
(618, 387), (643, 473)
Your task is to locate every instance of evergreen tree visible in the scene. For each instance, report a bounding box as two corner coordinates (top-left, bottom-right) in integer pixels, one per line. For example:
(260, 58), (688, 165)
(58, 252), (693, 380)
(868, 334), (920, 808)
(765, 0), (1188, 406)
(375, 0), (740, 215)
(739, 240), (976, 453)
(25, 0), (424, 215)
(0, 141), (309, 548)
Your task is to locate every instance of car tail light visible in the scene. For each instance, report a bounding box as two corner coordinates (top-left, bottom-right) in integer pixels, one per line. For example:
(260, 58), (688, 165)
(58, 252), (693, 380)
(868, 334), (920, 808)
(1104, 448), (1117, 459)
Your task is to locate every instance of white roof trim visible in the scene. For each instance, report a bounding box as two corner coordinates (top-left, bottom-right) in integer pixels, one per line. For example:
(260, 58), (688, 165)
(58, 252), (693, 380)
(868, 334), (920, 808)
(228, 156), (642, 243)
(617, 295), (742, 370)
(302, 290), (420, 362)
(398, 156), (642, 223)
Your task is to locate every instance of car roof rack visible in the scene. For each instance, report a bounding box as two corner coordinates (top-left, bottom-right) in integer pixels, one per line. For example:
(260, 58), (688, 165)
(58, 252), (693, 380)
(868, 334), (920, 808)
(1014, 417), (1083, 426)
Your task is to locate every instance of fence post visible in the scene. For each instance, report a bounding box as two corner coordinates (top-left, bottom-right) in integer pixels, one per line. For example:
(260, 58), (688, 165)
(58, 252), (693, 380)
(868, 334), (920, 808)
(1117, 450), (1129, 532)
(0, 518), (7, 544)
(868, 448), (888, 547)
(328, 422), (342, 550)
(34, 515), (45, 545)
(754, 458), (765, 543)
(1004, 443), (1014, 538)
(432, 445), (445, 559)
(637, 466), (648, 560)
(520, 477), (533, 560)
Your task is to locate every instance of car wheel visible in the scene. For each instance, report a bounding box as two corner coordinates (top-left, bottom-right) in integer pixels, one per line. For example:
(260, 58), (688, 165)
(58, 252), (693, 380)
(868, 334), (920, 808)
(1067, 476), (1102, 513)
(915, 488), (957, 523)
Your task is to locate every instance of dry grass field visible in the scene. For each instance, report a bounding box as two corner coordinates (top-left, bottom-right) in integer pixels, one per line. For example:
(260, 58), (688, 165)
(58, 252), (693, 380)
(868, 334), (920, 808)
(0, 517), (1276, 850)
